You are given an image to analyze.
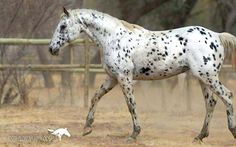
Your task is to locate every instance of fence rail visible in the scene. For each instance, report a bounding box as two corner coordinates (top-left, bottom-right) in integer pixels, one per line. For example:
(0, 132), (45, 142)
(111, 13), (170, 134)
(0, 64), (104, 73)
(0, 38), (93, 45)
(0, 38), (100, 108)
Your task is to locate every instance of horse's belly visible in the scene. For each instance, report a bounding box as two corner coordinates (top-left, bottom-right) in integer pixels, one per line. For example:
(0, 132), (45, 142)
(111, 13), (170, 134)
(133, 68), (188, 80)
(133, 60), (189, 80)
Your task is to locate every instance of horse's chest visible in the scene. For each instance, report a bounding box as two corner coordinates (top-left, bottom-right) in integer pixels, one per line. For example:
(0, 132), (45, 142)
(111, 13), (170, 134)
(102, 51), (134, 76)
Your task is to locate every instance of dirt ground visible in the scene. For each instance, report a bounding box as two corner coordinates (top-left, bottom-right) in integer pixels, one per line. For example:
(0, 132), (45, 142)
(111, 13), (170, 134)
(1, 74), (236, 147)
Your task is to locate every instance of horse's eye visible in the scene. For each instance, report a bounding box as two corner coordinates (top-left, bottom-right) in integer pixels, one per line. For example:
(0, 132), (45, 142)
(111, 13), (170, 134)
(60, 25), (66, 30)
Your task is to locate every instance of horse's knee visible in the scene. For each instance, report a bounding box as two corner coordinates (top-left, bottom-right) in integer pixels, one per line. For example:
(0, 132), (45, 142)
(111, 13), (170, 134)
(207, 98), (217, 109)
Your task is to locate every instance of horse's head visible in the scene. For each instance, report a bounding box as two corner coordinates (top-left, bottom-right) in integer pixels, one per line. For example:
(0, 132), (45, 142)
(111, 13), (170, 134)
(49, 7), (83, 55)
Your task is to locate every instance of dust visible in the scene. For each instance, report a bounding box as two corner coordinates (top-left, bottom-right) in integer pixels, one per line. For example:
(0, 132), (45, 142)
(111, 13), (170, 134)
(0, 73), (236, 146)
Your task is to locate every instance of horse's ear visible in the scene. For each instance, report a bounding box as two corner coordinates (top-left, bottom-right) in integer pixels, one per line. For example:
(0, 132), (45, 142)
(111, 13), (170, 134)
(63, 7), (70, 17)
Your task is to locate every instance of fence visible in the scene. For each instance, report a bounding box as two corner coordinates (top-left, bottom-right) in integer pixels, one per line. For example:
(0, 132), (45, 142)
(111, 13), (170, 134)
(0, 38), (105, 108)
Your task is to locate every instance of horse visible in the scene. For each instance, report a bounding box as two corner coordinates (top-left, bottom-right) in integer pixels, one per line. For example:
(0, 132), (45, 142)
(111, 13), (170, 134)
(49, 8), (236, 142)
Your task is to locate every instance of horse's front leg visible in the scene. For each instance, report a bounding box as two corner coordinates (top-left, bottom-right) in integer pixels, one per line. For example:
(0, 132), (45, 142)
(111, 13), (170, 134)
(118, 75), (141, 141)
(83, 76), (117, 136)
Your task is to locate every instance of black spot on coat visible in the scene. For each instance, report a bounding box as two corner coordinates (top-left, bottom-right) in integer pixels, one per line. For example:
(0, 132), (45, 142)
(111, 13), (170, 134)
(140, 67), (151, 74)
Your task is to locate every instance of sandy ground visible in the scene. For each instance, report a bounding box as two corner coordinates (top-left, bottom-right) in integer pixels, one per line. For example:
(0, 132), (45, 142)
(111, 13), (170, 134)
(0, 74), (236, 147)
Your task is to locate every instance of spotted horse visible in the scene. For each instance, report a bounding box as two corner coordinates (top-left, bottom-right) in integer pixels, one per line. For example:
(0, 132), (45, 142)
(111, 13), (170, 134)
(49, 8), (236, 142)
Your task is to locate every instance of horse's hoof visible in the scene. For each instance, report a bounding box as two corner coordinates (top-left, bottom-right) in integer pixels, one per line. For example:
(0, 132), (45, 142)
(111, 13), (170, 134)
(192, 137), (203, 144)
(126, 137), (136, 143)
(82, 126), (92, 136)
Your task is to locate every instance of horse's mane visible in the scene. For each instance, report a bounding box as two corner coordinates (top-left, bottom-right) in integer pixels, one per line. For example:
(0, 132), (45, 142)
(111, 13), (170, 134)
(61, 8), (145, 33)
(120, 20), (145, 32)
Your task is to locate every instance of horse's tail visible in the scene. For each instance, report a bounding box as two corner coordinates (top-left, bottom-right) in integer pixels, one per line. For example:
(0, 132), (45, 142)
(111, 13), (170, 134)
(219, 32), (236, 67)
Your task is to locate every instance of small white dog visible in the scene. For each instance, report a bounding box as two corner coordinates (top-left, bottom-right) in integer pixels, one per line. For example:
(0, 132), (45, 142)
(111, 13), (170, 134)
(48, 128), (71, 141)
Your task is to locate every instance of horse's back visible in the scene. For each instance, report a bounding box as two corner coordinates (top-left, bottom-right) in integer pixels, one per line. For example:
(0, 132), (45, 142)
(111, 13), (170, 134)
(132, 26), (223, 80)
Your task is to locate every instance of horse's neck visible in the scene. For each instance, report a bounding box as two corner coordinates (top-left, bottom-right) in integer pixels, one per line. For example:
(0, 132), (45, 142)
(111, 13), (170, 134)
(79, 10), (123, 48)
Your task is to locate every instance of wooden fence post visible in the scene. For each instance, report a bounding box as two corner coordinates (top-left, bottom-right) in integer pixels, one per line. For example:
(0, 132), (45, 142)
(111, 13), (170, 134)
(186, 72), (192, 111)
(69, 45), (74, 105)
(70, 46), (74, 64)
(84, 39), (90, 108)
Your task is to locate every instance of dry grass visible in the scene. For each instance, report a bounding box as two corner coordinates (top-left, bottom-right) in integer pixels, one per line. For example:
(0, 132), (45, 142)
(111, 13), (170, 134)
(0, 74), (236, 146)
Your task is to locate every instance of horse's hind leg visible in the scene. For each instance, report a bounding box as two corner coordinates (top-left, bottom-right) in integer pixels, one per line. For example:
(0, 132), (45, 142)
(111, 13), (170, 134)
(194, 80), (218, 142)
(83, 76), (117, 136)
(208, 78), (236, 138)
(199, 75), (236, 139)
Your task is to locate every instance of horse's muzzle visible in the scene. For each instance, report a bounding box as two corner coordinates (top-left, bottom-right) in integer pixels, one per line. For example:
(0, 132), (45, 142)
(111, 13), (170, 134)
(49, 46), (59, 56)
